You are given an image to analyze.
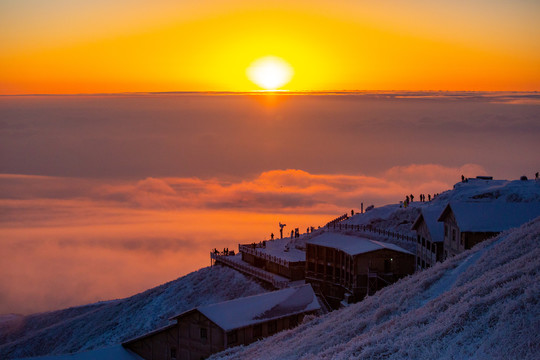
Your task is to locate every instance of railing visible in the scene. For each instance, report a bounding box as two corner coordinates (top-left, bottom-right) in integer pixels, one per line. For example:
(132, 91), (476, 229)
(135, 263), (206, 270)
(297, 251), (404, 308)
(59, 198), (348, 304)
(325, 223), (416, 242)
(211, 252), (289, 289)
(238, 244), (291, 267)
(325, 213), (349, 227)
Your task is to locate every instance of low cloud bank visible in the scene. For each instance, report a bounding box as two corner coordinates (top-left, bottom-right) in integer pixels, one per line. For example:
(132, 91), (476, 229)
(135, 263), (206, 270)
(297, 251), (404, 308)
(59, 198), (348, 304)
(0, 164), (485, 314)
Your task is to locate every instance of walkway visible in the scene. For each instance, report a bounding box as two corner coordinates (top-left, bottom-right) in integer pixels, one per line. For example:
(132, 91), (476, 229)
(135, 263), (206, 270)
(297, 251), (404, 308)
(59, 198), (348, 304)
(211, 253), (289, 289)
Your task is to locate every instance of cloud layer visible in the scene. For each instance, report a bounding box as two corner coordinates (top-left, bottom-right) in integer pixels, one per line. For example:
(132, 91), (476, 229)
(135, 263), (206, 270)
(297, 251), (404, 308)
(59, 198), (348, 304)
(0, 164), (487, 314)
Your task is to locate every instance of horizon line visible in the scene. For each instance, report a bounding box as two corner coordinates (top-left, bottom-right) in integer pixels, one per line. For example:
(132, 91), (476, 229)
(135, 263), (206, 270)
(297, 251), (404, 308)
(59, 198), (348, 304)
(1, 89), (539, 97)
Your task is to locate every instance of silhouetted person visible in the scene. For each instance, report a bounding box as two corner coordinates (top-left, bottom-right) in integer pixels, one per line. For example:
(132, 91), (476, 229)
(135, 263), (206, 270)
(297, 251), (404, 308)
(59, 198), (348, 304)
(428, 194), (431, 201)
(406, 195), (410, 203)
(461, 174), (465, 182)
(410, 194), (414, 202)
(271, 233), (274, 240)
(361, 202), (364, 213)
(536, 172), (539, 180)
(291, 230), (294, 238)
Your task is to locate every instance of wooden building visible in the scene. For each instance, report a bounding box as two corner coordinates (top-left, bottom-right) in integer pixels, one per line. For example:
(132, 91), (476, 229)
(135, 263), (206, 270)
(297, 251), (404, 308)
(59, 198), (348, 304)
(123, 284), (320, 360)
(305, 233), (414, 308)
(411, 206), (445, 270)
(438, 202), (540, 259)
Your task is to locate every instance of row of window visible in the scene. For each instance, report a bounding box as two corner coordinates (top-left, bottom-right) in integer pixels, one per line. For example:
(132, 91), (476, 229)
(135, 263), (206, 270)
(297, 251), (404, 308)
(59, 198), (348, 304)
(417, 257), (432, 269)
(224, 320), (281, 345)
(417, 235), (437, 253)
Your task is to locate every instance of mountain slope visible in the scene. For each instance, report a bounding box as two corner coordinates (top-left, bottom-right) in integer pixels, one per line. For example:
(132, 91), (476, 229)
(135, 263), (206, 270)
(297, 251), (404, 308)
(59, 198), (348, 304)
(0, 266), (267, 359)
(211, 217), (540, 360)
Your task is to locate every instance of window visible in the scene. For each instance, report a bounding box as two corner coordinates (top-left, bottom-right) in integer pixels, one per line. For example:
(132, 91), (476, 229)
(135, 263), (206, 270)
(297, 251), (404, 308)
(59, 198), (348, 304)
(227, 330), (238, 344)
(422, 238), (425, 247)
(268, 320), (277, 334)
(417, 235), (421, 244)
(444, 224), (449, 237)
(200, 327), (207, 340)
(253, 324), (262, 338)
(307, 262), (314, 272)
(289, 315), (298, 327)
(170, 347), (177, 360)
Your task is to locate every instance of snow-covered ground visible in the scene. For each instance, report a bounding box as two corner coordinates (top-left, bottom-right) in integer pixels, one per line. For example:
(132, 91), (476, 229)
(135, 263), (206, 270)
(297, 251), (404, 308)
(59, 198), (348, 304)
(0, 266), (267, 359)
(211, 217), (540, 360)
(3, 178), (539, 359)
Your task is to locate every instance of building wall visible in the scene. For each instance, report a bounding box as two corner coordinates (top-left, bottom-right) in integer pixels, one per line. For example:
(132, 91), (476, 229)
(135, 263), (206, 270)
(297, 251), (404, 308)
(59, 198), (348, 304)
(177, 311), (225, 360)
(462, 232), (498, 250)
(124, 325), (178, 360)
(414, 220), (443, 269)
(306, 243), (414, 306)
(442, 211), (462, 259)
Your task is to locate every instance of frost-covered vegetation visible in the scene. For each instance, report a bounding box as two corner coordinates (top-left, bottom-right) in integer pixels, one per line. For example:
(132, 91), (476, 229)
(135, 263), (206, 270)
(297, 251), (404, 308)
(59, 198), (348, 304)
(2, 178), (539, 359)
(0, 266), (266, 359)
(211, 217), (540, 360)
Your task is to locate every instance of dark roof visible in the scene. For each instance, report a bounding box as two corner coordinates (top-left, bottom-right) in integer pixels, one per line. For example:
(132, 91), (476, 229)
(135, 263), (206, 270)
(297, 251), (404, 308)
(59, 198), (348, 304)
(122, 322), (177, 346)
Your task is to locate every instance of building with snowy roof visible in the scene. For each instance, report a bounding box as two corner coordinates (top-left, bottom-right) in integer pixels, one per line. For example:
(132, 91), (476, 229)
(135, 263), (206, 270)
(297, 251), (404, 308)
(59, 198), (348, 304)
(438, 202), (540, 259)
(411, 206), (445, 270)
(305, 232), (414, 308)
(122, 284), (320, 360)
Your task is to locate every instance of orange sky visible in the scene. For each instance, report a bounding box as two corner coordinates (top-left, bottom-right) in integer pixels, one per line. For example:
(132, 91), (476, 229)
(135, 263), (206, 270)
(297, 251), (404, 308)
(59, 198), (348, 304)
(1, 0), (539, 94)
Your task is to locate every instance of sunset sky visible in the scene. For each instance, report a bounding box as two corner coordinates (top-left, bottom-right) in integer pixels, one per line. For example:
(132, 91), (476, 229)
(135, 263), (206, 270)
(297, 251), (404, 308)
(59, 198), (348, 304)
(1, 0), (540, 94)
(1, 1), (539, 315)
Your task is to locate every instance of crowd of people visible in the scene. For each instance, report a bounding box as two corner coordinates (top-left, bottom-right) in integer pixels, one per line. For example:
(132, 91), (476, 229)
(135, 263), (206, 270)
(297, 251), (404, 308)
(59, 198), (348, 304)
(402, 192), (439, 208)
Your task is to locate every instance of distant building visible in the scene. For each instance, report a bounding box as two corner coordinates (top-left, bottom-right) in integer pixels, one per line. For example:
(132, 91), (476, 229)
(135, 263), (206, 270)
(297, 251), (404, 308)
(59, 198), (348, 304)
(305, 233), (415, 308)
(438, 202), (540, 259)
(411, 207), (445, 270)
(122, 285), (320, 360)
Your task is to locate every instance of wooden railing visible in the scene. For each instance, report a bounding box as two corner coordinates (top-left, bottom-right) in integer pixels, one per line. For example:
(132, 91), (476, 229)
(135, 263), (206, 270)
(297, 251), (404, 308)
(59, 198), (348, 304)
(325, 213), (349, 227)
(210, 252), (289, 289)
(238, 244), (292, 267)
(326, 223), (415, 242)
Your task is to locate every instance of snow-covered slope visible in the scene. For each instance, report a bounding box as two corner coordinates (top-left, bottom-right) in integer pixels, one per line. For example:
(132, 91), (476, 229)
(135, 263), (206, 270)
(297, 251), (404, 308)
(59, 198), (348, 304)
(211, 217), (540, 360)
(344, 178), (540, 235)
(3, 178), (539, 359)
(0, 266), (267, 359)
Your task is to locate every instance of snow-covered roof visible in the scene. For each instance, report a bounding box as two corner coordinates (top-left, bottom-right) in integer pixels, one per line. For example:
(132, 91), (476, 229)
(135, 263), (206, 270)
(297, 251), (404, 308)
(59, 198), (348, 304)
(256, 237), (306, 262)
(307, 232), (413, 256)
(438, 202), (540, 232)
(175, 285), (320, 332)
(411, 206), (445, 243)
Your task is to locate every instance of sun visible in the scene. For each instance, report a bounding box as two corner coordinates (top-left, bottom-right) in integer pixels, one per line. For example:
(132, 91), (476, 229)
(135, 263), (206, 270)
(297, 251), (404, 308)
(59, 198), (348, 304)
(246, 56), (294, 90)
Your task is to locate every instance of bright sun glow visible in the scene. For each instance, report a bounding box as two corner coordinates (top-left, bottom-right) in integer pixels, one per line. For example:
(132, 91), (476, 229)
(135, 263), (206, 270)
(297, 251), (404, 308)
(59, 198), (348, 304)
(247, 56), (294, 90)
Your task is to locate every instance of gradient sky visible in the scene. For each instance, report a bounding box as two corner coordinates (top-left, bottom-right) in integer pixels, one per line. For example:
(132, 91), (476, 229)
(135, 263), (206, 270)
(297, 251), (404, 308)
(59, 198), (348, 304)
(1, 0), (540, 93)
